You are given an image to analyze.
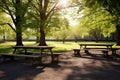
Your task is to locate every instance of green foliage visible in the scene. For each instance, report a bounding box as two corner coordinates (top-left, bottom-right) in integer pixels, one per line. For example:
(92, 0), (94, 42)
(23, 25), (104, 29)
(0, 12), (15, 40)
(51, 16), (70, 41)
(83, 0), (120, 24)
(77, 6), (116, 38)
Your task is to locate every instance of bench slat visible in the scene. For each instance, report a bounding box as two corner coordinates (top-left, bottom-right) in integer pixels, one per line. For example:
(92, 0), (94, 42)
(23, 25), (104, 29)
(1, 54), (41, 58)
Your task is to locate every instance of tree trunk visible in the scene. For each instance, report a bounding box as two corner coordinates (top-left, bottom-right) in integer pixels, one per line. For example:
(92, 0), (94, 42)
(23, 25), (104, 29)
(15, 0), (23, 46)
(38, 27), (47, 46)
(75, 36), (78, 42)
(63, 40), (65, 44)
(15, 18), (23, 46)
(15, 23), (23, 46)
(3, 32), (6, 42)
(116, 24), (120, 45)
(36, 28), (40, 43)
(16, 32), (23, 46)
(95, 37), (98, 42)
(36, 36), (40, 43)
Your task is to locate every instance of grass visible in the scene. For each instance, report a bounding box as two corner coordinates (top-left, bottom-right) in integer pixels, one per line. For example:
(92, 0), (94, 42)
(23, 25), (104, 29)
(0, 41), (118, 54)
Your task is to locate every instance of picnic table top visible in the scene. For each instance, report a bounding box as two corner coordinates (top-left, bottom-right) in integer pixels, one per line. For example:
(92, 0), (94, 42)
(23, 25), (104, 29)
(79, 43), (114, 46)
(13, 46), (55, 49)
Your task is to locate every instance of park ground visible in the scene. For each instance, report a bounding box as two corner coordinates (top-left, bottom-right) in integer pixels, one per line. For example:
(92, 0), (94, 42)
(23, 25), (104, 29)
(0, 50), (120, 80)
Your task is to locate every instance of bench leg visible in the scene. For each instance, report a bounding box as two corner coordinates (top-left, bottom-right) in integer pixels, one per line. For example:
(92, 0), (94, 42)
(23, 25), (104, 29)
(112, 49), (117, 56)
(85, 50), (91, 55)
(102, 51), (109, 57)
(52, 54), (60, 63)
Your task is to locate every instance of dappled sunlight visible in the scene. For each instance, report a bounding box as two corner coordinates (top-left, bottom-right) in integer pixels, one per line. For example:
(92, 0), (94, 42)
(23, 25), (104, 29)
(57, 0), (70, 8)
(0, 48), (120, 80)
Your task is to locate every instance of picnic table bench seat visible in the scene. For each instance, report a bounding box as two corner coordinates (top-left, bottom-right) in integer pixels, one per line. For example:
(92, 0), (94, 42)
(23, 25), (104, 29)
(1, 52), (63, 63)
(1, 53), (42, 63)
(73, 48), (112, 57)
(52, 53), (63, 62)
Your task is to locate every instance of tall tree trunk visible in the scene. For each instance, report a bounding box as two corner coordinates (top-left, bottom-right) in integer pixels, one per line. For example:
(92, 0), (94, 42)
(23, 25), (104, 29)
(36, 28), (40, 43)
(36, 35), (40, 43)
(75, 36), (78, 42)
(15, 0), (23, 46)
(16, 32), (23, 46)
(39, 27), (47, 46)
(95, 37), (98, 42)
(15, 17), (23, 46)
(116, 24), (120, 45)
(15, 23), (23, 46)
(3, 32), (6, 42)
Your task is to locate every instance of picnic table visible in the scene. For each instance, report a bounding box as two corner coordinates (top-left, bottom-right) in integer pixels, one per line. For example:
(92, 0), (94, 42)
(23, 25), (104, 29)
(1, 46), (56, 63)
(77, 43), (115, 57)
(13, 46), (55, 61)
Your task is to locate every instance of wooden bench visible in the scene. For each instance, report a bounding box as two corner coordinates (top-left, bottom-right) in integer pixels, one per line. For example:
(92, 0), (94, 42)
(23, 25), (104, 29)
(83, 47), (110, 55)
(52, 53), (63, 62)
(1, 52), (63, 63)
(1, 53), (42, 63)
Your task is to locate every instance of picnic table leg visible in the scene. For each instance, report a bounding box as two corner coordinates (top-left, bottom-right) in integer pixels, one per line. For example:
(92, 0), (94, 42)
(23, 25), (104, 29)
(73, 49), (81, 57)
(102, 50), (109, 58)
(112, 49), (119, 57)
(84, 50), (91, 55)
(84, 45), (91, 55)
(13, 48), (17, 54)
(24, 49), (27, 54)
(50, 49), (54, 63)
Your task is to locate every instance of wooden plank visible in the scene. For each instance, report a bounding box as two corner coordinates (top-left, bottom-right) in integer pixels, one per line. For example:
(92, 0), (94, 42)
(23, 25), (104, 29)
(1, 53), (41, 58)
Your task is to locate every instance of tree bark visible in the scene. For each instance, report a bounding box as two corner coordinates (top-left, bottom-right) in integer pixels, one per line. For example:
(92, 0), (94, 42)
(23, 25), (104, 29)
(38, 27), (47, 46)
(36, 35), (40, 43)
(16, 32), (23, 46)
(15, 20), (23, 46)
(116, 24), (120, 45)
(15, 0), (23, 46)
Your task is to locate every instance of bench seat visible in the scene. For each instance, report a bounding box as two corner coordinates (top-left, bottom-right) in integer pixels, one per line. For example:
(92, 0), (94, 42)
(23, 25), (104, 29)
(53, 53), (63, 62)
(83, 47), (110, 50)
(1, 53), (63, 63)
(1, 53), (42, 63)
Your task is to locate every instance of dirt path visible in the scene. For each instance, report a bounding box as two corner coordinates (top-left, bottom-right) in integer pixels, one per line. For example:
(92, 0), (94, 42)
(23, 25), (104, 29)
(0, 51), (120, 80)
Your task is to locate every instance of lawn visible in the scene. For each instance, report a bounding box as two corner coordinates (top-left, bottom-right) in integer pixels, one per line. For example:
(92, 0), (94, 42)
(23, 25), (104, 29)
(0, 41), (117, 54)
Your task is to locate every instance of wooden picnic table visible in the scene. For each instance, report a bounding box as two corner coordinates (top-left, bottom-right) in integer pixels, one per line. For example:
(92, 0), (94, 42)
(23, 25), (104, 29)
(12, 46), (55, 62)
(79, 43), (115, 57)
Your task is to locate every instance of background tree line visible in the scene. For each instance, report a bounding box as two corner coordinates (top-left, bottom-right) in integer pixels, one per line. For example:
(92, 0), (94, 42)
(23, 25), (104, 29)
(0, 0), (119, 45)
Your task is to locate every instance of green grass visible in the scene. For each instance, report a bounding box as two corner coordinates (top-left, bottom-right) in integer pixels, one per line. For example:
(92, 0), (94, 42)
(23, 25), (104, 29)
(0, 41), (118, 54)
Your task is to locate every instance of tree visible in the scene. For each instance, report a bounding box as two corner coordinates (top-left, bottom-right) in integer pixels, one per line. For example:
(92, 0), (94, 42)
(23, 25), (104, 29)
(29, 0), (72, 46)
(89, 27), (102, 42)
(52, 16), (69, 43)
(82, 0), (120, 45)
(0, 0), (31, 46)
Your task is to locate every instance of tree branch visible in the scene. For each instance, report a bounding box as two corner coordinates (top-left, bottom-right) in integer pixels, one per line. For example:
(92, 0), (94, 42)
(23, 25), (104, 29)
(0, 23), (16, 33)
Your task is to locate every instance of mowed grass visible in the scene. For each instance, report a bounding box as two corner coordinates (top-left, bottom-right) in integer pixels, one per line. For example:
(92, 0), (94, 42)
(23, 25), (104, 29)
(0, 41), (117, 54)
